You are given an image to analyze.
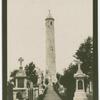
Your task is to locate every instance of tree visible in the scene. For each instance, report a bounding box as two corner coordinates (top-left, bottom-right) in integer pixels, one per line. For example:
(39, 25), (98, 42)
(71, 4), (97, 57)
(56, 72), (62, 83)
(59, 67), (76, 100)
(10, 69), (18, 85)
(25, 62), (38, 85)
(45, 78), (49, 85)
(74, 36), (93, 79)
(7, 81), (13, 100)
(59, 37), (93, 100)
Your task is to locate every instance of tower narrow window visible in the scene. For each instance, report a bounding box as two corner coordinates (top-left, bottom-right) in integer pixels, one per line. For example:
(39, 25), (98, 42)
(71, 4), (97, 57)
(50, 21), (52, 25)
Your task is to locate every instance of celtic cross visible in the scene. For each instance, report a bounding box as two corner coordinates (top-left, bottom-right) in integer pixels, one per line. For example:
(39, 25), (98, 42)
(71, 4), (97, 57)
(18, 57), (24, 67)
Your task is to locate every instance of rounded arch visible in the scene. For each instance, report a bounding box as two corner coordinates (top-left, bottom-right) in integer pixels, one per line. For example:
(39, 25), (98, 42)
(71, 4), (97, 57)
(78, 80), (83, 89)
(16, 92), (23, 99)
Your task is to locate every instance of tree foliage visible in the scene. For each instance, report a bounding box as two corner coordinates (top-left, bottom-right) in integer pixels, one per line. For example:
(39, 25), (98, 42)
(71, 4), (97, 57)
(10, 69), (19, 85)
(56, 72), (62, 82)
(25, 62), (38, 85)
(45, 78), (49, 85)
(74, 36), (93, 78)
(59, 66), (76, 100)
(57, 36), (93, 100)
(7, 81), (13, 100)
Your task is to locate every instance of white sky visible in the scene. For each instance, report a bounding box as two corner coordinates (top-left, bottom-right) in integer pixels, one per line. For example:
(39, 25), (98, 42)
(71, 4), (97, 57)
(7, 0), (93, 79)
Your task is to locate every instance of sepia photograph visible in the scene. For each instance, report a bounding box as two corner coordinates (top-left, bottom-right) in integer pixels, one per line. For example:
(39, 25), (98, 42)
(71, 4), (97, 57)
(3, 0), (97, 100)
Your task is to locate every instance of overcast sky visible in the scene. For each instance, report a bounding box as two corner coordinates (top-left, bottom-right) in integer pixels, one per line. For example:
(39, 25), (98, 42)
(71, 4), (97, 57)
(7, 0), (93, 79)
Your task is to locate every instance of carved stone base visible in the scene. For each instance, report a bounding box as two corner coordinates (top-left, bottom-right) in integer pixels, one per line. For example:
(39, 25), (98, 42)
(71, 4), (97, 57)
(74, 91), (88, 100)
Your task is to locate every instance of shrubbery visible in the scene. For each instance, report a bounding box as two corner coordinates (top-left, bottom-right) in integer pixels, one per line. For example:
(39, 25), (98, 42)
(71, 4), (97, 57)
(54, 37), (93, 100)
(37, 86), (48, 100)
(53, 82), (66, 100)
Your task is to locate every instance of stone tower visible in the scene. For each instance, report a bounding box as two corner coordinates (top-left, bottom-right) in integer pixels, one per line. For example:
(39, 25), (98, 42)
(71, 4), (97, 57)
(45, 10), (56, 83)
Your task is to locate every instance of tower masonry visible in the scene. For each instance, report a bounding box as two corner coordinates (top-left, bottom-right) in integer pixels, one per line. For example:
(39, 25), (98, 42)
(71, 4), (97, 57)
(45, 11), (56, 83)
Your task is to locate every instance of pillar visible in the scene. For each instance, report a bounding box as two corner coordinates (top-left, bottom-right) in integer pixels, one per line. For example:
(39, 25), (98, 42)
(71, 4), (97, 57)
(89, 81), (93, 92)
(76, 80), (78, 90)
(24, 79), (27, 88)
(82, 80), (85, 91)
(15, 79), (18, 88)
(13, 92), (16, 100)
(30, 82), (33, 88)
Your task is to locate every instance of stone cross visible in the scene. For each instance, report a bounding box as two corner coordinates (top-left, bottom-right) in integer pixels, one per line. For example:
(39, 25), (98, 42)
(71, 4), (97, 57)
(48, 9), (51, 17)
(18, 57), (24, 67)
(75, 59), (82, 71)
(49, 10), (51, 14)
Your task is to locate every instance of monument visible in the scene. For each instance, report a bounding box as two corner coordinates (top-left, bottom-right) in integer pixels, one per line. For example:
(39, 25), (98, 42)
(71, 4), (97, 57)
(73, 60), (88, 100)
(45, 10), (56, 83)
(13, 57), (28, 100)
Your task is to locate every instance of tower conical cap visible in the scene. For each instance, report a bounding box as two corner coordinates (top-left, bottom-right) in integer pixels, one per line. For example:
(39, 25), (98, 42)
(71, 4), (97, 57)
(45, 10), (54, 20)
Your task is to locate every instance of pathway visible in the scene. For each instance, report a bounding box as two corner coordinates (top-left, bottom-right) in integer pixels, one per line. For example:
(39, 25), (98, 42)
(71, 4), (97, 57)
(44, 85), (61, 100)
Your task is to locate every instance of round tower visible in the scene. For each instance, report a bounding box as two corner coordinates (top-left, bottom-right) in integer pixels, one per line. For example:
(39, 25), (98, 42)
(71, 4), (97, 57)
(45, 10), (56, 84)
